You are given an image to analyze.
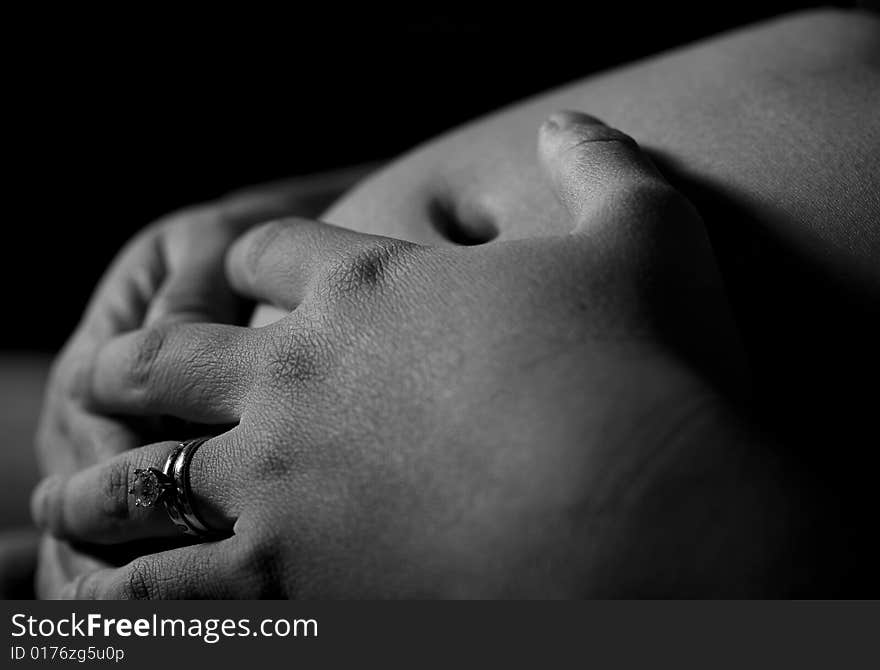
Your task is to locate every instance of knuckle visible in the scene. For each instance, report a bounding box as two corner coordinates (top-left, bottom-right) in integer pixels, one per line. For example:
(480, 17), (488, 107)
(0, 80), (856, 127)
(244, 433), (297, 486)
(120, 326), (168, 395)
(262, 326), (332, 389)
(324, 239), (413, 298)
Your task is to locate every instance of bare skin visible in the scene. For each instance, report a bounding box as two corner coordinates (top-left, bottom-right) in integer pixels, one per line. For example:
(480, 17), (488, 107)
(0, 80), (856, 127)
(31, 10), (880, 596)
(258, 11), (880, 441)
(34, 113), (799, 597)
(29, 166), (377, 596)
(295, 10), (880, 593)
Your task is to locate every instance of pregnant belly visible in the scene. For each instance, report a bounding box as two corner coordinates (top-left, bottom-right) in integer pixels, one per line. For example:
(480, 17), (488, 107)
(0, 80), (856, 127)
(249, 7), (880, 596)
(251, 9), (880, 433)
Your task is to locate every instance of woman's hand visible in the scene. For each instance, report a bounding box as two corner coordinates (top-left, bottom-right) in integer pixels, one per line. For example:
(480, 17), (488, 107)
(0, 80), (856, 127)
(33, 114), (795, 597)
(33, 169), (373, 597)
(37, 169), (373, 477)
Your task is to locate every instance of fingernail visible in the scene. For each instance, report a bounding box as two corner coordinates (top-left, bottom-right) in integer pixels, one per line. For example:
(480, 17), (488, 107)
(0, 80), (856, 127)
(545, 111), (606, 132)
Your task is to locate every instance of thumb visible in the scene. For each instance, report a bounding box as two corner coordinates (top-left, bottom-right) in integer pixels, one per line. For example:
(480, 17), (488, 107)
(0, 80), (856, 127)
(538, 111), (671, 233)
(540, 113), (749, 394)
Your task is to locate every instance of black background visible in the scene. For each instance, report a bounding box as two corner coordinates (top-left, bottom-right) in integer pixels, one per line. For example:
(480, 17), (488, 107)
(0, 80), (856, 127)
(5, 2), (834, 350)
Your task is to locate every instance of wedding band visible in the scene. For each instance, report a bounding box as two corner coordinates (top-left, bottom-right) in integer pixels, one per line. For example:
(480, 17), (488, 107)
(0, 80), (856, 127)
(128, 437), (217, 539)
(167, 436), (215, 537)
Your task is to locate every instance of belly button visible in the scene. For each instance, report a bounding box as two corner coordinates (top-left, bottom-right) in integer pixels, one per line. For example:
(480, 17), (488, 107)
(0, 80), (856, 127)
(427, 196), (500, 246)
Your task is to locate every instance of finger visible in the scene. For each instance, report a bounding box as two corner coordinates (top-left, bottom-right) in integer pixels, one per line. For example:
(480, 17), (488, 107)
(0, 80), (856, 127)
(144, 189), (314, 328)
(35, 536), (110, 600)
(47, 409), (143, 472)
(32, 434), (243, 545)
(225, 217), (407, 310)
(58, 535), (262, 599)
(88, 322), (259, 423)
(144, 247), (241, 327)
(77, 231), (165, 342)
(79, 169), (372, 340)
(538, 111), (671, 232)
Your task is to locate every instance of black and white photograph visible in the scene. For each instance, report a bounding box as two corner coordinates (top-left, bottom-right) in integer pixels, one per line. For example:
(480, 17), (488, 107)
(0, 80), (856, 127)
(1, 1), (879, 605)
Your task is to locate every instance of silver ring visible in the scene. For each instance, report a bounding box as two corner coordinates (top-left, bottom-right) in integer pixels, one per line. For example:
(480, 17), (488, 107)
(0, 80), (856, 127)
(129, 437), (217, 538)
(127, 444), (179, 509)
(168, 436), (215, 537)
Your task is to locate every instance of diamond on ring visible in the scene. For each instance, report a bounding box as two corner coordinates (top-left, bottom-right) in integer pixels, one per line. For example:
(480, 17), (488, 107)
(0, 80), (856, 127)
(126, 438), (218, 539)
(129, 468), (169, 507)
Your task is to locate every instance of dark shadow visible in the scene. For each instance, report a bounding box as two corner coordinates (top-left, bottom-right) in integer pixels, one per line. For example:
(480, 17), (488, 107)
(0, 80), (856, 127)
(650, 147), (880, 595)
(428, 198), (500, 246)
